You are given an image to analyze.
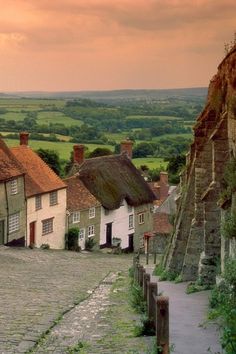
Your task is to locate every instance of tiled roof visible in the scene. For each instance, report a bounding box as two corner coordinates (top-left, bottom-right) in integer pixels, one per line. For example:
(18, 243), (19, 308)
(0, 138), (25, 182)
(11, 145), (66, 197)
(64, 175), (100, 211)
(153, 212), (173, 235)
(77, 154), (156, 210)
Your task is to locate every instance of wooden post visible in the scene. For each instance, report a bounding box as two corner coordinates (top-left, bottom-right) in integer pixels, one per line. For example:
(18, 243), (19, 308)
(156, 296), (169, 354)
(154, 252), (157, 264)
(143, 273), (150, 301)
(147, 282), (158, 328)
(146, 251), (149, 265)
(138, 265), (144, 287)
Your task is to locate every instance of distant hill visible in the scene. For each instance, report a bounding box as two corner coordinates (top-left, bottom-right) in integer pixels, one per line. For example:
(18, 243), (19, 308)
(5, 87), (207, 103)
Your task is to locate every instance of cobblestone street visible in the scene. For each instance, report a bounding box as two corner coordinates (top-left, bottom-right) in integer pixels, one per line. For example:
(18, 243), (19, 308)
(0, 247), (134, 353)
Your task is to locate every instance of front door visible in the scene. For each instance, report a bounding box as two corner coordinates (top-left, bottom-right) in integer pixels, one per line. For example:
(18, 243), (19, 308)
(79, 229), (85, 250)
(128, 233), (134, 252)
(0, 220), (5, 245)
(29, 222), (36, 245)
(106, 223), (112, 247)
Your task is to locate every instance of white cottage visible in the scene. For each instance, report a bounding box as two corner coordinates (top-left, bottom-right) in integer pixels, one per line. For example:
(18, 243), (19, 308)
(11, 132), (67, 249)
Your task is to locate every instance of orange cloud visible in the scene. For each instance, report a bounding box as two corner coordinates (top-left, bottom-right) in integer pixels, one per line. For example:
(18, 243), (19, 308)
(0, 0), (235, 90)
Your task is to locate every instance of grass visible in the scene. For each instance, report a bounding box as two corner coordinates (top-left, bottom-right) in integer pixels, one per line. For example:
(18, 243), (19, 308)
(132, 157), (167, 170)
(126, 115), (182, 121)
(5, 139), (114, 160)
(37, 111), (83, 127)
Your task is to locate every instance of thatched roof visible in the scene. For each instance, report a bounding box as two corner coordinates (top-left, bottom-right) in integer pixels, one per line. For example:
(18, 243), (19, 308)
(78, 154), (156, 210)
(0, 138), (25, 182)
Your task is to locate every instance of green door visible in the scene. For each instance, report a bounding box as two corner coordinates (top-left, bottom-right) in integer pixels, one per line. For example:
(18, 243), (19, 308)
(0, 220), (4, 245)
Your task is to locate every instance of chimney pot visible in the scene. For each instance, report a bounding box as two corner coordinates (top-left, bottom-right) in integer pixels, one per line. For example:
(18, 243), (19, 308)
(20, 132), (29, 146)
(120, 139), (133, 159)
(73, 144), (85, 165)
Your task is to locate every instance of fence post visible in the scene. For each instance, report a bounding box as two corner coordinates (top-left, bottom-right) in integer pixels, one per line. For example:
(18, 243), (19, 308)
(147, 282), (158, 328)
(156, 296), (169, 354)
(143, 273), (150, 301)
(138, 265), (144, 287)
(154, 252), (157, 265)
(146, 251), (149, 265)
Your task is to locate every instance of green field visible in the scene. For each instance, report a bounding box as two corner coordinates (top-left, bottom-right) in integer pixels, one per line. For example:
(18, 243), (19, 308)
(132, 157), (167, 170)
(5, 139), (114, 160)
(126, 115), (182, 121)
(0, 98), (65, 110)
(37, 111), (83, 127)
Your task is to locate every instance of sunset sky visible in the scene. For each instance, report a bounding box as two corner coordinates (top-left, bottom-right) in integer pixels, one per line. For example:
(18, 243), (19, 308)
(0, 0), (235, 91)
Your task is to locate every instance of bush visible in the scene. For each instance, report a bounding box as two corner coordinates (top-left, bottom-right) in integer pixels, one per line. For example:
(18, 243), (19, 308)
(85, 237), (96, 251)
(66, 228), (80, 251)
(40, 243), (50, 250)
(221, 211), (236, 239)
(209, 259), (236, 354)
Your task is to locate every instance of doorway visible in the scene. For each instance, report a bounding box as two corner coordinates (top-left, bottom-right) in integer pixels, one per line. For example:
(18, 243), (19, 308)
(128, 233), (134, 252)
(0, 220), (5, 245)
(29, 221), (36, 245)
(106, 223), (112, 247)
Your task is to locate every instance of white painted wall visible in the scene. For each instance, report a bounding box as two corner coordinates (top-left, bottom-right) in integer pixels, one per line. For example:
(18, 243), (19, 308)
(26, 188), (67, 249)
(100, 200), (134, 249)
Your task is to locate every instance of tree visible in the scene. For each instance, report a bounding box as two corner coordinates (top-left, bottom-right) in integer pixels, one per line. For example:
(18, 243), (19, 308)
(133, 142), (154, 158)
(89, 147), (113, 158)
(36, 148), (62, 176)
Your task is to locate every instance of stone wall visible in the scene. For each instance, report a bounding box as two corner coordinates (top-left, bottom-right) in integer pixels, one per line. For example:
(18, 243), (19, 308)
(163, 45), (236, 284)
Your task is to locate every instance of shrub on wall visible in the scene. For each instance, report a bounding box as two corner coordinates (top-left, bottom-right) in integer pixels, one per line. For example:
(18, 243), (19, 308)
(66, 227), (80, 251)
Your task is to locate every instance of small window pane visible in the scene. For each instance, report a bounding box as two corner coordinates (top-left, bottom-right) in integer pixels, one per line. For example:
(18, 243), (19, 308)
(50, 191), (58, 206)
(129, 214), (134, 229)
(72, 212), (80, 223)
(138, 213), (145, 224)
(88, 225), (95, 237)
(35, 195), (42, 210)
(79, 228), (85, 239)
(10, 179), (18, 195)
(42, 218), (53, 235)
(89, 207), (95, 219)
(9, 213), (20, 233)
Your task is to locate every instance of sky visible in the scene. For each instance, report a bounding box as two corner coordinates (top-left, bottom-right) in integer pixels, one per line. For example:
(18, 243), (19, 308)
(0, 0), (235, 91)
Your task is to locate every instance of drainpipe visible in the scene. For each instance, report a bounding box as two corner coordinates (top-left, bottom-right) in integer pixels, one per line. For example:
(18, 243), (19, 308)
(4, 181), (9, 244)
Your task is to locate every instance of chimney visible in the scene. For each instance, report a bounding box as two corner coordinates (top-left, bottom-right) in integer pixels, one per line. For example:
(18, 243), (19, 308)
(120, 139), (133, 159)
(159, 172), (169, 200)
(20, 132), (29, 146)
(73, 144), (85, 165)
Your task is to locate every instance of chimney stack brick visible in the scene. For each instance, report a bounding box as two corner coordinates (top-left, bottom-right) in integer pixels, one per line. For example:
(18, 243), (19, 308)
(73, 144), (85, 165)
(120, 139), (133, 159)
(20, 132), (29, 146)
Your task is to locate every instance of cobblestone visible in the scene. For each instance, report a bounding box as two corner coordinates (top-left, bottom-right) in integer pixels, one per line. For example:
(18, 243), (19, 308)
(0, 248), (132, 353)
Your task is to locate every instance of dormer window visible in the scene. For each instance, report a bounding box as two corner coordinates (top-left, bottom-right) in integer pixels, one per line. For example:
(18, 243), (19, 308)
(10, 179), (18, 195)
(89, 207), (95, 219)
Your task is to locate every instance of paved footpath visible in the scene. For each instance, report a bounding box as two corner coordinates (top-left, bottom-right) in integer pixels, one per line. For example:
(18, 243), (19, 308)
(147, 268), (222, 354)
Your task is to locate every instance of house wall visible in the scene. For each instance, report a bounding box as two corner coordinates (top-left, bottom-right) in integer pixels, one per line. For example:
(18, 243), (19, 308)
(0, 176), (26, 245)
(68, 206), (101, 249)
(100, 200), (134, 249)
(27, 188), (67, 249)
(134, 203), (154, 252)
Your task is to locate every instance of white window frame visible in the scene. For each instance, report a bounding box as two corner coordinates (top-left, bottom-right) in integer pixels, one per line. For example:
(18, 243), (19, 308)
(42, 218), (53, 235)
(129, 214), (134, 229)
(49, 191), (58, 206)
(79, 228), (85, 240)
(89, 207), (95, 219)
(72, 211), (80, 224)
(9, 212), (20, 233)
(35, 195), (42, 210)
(10, 179), (18, 195)
(138, 213), (145, 225)
(88, 225), (95, 237)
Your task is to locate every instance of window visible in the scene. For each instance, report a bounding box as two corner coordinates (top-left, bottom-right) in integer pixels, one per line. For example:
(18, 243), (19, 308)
(88, 225), (95, 237)
(128, 205), (133, 213)
(104, 209), (109, 216)
(129, 214), (134, 229)
(35, 195), (42, 210)
(138, 213), (145, 225)
(9, 213), (20, 233)
(42, 218), (53, 235)
(89, 207), (95, 219)
(72, 211), (80, 223)
(10, 179), (18, 195)
(49, 191), (58, 206)
(79, 228), (85, 240)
